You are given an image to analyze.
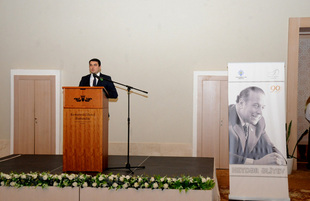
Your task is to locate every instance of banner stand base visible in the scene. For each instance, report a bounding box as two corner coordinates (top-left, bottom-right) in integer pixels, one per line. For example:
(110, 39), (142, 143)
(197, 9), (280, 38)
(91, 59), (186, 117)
(229, 195), (290, 201)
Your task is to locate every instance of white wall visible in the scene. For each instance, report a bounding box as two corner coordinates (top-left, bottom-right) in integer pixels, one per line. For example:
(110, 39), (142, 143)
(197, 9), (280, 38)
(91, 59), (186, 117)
(1, 0), (310, 156)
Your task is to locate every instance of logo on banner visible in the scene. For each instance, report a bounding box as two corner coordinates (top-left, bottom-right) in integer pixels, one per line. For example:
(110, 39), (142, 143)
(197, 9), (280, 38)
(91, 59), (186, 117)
(267, 68), (280, 79)
(270, 85), (281, 93)
(236, 70), (247, 80)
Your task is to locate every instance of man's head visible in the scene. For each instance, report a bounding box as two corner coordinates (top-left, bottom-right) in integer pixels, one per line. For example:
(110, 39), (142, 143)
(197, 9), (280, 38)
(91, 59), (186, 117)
(89, 58), (101, 74)
(236, 86), (265, 125)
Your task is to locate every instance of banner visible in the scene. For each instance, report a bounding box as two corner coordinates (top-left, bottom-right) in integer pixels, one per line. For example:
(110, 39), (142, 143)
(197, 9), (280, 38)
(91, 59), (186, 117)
(228, 63), (290, 200)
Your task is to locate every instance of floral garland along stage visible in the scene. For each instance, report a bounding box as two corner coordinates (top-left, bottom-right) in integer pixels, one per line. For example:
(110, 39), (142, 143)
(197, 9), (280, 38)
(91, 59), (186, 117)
(0, 172), (215, 192)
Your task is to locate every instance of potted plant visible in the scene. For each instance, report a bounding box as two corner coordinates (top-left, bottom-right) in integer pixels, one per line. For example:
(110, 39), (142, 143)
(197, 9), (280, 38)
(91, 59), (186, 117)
(286, 120), (309, 174)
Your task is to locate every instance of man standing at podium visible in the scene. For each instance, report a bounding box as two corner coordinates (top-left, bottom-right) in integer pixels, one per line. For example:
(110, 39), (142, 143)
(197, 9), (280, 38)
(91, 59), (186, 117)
(79, 58), (118, 99)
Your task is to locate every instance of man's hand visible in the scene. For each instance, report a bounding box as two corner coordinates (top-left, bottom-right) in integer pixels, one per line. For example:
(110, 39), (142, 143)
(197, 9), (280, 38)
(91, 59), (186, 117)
(253, 153), (286, 165)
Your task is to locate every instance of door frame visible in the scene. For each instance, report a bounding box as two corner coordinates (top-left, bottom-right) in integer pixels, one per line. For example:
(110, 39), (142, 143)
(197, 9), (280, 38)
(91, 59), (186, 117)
(10, 69), (61, 154)
(192, 71), (227, 157)
(287, 18), (310, 167)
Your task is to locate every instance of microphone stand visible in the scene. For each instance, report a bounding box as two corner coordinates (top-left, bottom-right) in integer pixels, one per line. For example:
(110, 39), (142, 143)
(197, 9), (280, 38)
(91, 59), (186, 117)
(95, 74), (148, 173)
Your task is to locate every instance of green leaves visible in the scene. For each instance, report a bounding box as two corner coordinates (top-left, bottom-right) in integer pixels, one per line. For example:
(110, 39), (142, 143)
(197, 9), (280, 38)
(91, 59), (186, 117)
(286, 120), (292, 158)
(0, 172), (215, 192)
(286, 120), (309, 158)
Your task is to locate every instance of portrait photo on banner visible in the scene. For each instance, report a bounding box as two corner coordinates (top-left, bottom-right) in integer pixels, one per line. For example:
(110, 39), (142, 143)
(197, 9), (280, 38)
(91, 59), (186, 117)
(228, 82), (286, 165)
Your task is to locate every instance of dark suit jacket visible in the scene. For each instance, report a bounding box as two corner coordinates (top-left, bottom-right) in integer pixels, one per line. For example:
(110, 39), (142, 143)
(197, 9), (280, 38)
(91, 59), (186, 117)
(79, 73), (118, 99)
(229, 104), (282, 164)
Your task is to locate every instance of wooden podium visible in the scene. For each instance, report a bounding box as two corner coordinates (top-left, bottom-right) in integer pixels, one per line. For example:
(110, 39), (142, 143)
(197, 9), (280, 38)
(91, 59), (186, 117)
(62, 87), (109, 172)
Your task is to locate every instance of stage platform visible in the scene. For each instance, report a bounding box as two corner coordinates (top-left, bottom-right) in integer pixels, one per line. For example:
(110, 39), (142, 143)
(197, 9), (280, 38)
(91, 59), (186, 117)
(0, 155), (220, 201)
(0, 155), (214, 177)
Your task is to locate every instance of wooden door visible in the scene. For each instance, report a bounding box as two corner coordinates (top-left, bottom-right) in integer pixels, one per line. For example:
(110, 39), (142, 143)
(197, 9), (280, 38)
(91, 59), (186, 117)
(14, 75), (56, 154)
(197, 75), (228, 169)
(219, 80), (229, 168)
(14, 78), (35, 154)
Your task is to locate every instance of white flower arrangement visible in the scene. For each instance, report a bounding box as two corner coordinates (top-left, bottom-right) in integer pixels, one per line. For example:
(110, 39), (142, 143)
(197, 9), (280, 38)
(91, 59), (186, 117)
(0, 172), (215, 192)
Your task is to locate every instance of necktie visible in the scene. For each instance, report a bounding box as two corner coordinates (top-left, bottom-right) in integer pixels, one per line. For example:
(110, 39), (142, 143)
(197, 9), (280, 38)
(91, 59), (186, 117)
(243, 125), (249, 153)
(93, 77), (97, 86)
(243, 125), (248, 139)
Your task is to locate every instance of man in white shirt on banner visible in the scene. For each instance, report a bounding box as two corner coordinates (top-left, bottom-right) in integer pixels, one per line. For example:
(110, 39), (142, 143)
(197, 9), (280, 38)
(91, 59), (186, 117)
(229, 86), (286, 165)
